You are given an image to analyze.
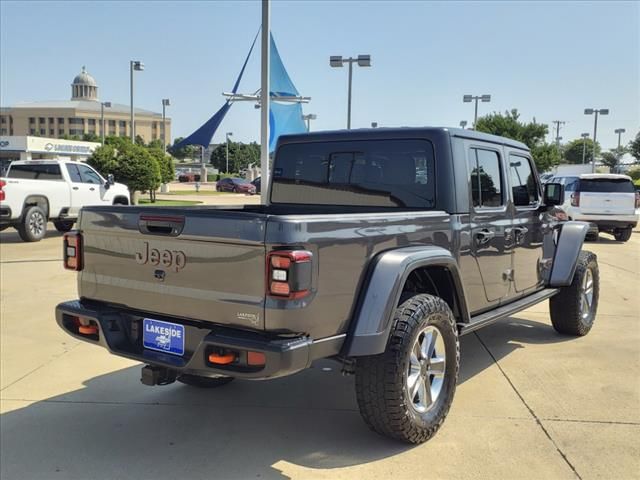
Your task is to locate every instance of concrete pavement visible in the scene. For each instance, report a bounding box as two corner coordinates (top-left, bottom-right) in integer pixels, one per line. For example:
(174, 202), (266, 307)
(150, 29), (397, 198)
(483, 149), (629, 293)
(1, 219), (638, 479)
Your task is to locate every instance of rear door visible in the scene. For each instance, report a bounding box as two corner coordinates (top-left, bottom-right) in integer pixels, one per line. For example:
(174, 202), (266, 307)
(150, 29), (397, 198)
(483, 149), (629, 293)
(578, 177), (636, 215)
(78, 207), (268, 330)
(467, 145), (512, 304)
(507, 152), (544, 293)
(65, 163), (97, 215)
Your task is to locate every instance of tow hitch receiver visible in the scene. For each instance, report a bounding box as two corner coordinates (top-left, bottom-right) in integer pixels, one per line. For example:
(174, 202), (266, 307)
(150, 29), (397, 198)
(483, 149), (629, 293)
(140, 365), (177, 386)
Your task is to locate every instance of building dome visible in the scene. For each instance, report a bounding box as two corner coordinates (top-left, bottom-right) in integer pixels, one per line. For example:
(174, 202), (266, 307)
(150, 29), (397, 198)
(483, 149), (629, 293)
(71, 66), (98, 101)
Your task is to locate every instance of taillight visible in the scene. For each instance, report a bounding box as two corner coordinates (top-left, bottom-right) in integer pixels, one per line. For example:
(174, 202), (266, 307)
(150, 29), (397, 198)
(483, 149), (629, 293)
(267, 250), (312, 299)
(0, 180), (5, 202)
(635, 192), (640, 209)
(570, 192), (580, 207)
(63, 232), (83, 271)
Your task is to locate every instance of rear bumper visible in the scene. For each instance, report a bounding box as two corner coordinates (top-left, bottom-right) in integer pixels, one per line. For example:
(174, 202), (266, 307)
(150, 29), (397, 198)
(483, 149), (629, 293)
(55, 300), (344, 380)
(0, 206), (13, 223)
(571, 213), (638, 230)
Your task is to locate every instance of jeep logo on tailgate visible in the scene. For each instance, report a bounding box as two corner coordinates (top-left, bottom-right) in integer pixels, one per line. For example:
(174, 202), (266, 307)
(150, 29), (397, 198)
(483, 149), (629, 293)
(135, 242), (186, 272)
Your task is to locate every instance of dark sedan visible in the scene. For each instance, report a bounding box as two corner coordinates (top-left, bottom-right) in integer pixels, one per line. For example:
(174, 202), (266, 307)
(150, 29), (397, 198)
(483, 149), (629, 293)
(216, 177), (257, 194)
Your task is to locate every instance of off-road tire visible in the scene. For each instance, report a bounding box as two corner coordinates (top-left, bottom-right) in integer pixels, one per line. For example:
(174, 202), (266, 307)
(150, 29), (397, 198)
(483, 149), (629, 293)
(17, 206), (47, 242)
(549, 251), (599, 336)
(614, 228), (632, 242)
(177, 374), (234, 388)
(53, 220), (74, 233)
(355, 294), (459, 444)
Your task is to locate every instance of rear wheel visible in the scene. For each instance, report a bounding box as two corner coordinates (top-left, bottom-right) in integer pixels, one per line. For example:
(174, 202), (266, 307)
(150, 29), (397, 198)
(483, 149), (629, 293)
(550, 251), (599, 336)
(177, 374), (234, 388)
(17, 206), (47, 242)
(355, 294), (459, 444)
(614, 228), (632, 242)
(53, 220), (74, 232)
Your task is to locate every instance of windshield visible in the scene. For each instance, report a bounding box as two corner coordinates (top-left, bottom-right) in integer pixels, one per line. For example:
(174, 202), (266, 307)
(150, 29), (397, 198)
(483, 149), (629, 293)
(580, 179), (635, 193)
(271, 139), (435, 208)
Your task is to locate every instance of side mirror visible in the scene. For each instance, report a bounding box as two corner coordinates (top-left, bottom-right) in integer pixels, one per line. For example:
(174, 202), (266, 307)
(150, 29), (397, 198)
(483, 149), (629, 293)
(107, 174), (115, 185)
(543, 182), (564, 206)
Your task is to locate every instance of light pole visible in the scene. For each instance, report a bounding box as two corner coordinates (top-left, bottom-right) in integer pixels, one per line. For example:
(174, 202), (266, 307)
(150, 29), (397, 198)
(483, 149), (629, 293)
(584, 108), (609, 173)
(463, 94), (491, 128)
(129, 60), (144, 142)
(100, 101), (111, 144)
(302, 113), (317, 131)
(162, 98), (170, 151)
(614, 128), (626, 150)
(330, 54), (371, 129)
(581, 132), (589, 164)
(225, 132), (233, 173)
(459, 120), (467, 129)
(371, 122), (378, 128)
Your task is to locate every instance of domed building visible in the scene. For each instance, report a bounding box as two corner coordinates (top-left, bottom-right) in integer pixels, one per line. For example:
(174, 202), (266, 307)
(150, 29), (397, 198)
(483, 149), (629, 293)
(0, 67), (171, 145)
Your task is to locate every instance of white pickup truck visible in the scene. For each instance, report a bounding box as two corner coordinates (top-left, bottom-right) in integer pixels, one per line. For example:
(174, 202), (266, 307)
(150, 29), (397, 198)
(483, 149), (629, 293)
(0, 159), (129, 242)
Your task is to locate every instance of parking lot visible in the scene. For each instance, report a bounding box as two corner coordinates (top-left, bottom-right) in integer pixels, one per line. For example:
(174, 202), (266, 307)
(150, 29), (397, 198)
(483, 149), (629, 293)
(1, 213), (638, 480)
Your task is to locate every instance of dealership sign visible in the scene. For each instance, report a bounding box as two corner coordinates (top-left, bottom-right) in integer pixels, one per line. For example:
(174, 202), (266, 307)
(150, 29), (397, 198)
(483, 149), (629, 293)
(0, 136), (100, 155)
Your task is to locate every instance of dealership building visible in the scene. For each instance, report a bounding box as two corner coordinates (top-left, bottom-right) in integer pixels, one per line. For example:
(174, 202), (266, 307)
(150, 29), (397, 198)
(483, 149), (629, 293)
(0, 67), (171, 145)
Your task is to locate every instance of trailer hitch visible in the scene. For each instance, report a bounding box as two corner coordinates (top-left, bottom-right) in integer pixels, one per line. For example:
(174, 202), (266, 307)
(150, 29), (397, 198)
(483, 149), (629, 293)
(140, 365), (177, 386)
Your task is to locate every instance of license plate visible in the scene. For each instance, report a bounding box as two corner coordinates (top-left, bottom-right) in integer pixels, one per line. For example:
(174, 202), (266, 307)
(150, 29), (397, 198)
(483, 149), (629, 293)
(143, 318), (185, 356)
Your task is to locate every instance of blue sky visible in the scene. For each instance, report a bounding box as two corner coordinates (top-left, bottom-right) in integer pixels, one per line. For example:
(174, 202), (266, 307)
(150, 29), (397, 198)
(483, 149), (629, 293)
(1, 0), (638, 150)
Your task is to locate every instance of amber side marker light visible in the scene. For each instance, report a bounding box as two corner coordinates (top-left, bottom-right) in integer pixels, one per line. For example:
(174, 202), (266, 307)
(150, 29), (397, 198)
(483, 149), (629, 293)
(208, 352), (237, 365)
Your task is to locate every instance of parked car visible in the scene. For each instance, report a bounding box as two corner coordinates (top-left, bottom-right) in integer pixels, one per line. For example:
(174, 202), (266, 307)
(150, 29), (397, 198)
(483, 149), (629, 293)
(216, 177), (256, 194)
(178, 173), (201, 183)
(539, 172), (554, 183)
(0, 159), (129, 242)
(251, 176), (261, 193)
(548, 173), (638, 241)
(57, 127), (598, 444)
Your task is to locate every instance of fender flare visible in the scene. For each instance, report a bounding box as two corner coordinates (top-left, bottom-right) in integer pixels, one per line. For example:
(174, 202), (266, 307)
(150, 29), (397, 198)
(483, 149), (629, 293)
(344, 246), (469, 357)
(549, 221), (589, 287)
(22, 195), (50, 219)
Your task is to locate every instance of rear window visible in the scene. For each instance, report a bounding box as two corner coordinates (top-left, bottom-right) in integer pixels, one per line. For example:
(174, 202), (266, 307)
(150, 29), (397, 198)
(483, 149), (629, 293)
(271, 139), (435, 208)
(580, 179), (635, 193)
(7, 163), (63, 180)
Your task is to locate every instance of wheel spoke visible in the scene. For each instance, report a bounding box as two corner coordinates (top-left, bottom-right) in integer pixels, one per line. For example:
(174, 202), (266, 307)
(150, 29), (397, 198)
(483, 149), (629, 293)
(418, 378), (432, 407)
(428, 356), (446, 377)
(409, 372), (422, 400)
(582, 293), (591, 309)
(421, 330), (437, 360)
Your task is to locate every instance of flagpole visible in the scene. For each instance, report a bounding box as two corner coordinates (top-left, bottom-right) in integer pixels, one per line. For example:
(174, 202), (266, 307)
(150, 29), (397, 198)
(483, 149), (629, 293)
(260, 0), (270, 204)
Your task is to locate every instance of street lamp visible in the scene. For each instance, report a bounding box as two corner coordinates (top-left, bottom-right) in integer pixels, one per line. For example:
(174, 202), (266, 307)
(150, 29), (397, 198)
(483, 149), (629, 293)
(371, 122), (378, 128)
(330, 54), (371, 129)
(459, 120), (467, 129)
(463, 94), (491, 128)
(162, 99), (170, 151)
(584, 108), (609, 173)
(302, 113), (317, 131)
(225, 132), (233, 173)
(129, 60), (144, 142)
(614, 128), (626, 150)
(581, 132), (590, 164)
(100, 101), (111, 144)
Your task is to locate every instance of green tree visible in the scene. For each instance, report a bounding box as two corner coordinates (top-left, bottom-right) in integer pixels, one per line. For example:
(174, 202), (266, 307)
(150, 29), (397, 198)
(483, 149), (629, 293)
(149, 147), (175, 185)
(135, 134), (146, 146)
(147, 139), (164, 150)
(168, 137), (197, 160)
(112, 143), (160, 204)
(82, 132), (100, 143)
(210, 141), (260, 173)
(601, 146), (628, 171)
(629, 131), (640, 162)
(475, 109), (558, 172)
(86, 145), (118, 176)
(562, 138), (601, 164)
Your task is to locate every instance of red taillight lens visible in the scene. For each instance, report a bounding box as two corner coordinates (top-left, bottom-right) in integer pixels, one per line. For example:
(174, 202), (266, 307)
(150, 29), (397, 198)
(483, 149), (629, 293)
(267, 250), (312, 299)
(63, 232), (83, 271)
(570, 192), (580, 207)
(635, 192), (640, 209)
(0, 180), (5, 202)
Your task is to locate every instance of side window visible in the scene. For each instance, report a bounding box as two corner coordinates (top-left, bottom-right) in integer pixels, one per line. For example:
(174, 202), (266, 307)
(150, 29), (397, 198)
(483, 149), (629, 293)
(469, 148), (503, 208)
(65, 164), (83, 183)
(509, 155), (540, 207)
(564, 177), (579, 192)
(77, 164), (103, 184)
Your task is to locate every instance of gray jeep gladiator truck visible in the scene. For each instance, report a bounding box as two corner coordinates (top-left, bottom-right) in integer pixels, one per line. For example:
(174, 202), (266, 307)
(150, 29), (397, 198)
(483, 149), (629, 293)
(56, 127), (599, 444)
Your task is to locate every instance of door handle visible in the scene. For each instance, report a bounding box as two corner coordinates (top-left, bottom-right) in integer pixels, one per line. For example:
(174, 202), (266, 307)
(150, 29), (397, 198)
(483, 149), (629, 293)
(72, 186), (79, 190)
(89, 187), (95, 191)
(475, 229), (495, 245)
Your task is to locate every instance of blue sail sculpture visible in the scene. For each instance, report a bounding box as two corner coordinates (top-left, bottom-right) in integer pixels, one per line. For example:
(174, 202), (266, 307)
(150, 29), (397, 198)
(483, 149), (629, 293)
(175, 30), (308, 153)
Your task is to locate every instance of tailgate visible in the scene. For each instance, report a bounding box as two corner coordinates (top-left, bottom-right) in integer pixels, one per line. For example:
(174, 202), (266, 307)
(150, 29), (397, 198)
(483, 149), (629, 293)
(580, 192), (635, 215)
(78, 207), (267, 330)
